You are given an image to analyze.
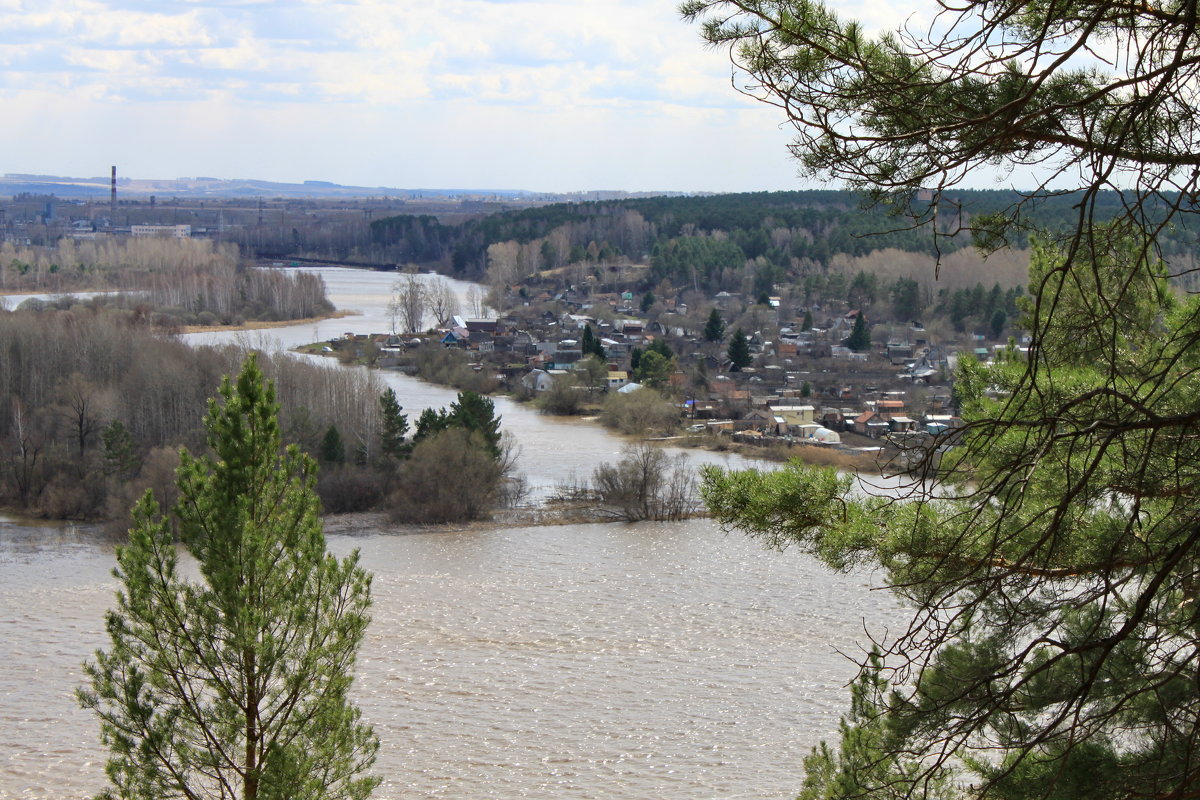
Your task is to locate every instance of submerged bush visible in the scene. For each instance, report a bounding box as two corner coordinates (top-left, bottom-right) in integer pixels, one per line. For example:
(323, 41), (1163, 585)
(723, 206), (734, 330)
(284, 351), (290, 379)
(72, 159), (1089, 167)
(591, 444), (699, 522)
(600, 388), (679, 436)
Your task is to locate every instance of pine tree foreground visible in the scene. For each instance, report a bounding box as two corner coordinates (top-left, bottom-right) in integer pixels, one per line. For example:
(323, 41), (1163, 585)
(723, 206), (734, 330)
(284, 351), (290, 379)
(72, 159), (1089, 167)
(685, 0), (1200, 796)
(79, 356), (378, 800)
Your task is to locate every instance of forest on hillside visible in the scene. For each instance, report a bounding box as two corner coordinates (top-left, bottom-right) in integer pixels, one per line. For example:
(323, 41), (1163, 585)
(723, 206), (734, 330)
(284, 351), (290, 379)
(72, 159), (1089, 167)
(360, 191), (1200, 331)
(366, 189), (1200, 284)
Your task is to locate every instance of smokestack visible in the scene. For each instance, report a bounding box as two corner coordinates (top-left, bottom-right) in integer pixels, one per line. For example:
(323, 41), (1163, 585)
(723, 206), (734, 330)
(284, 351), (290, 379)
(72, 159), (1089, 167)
(110, 166), (117, 218)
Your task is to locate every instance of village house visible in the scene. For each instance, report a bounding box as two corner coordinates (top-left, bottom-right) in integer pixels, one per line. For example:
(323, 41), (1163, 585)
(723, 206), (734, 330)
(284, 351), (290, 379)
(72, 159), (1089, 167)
(877, 398), (906, 418)
(743, 408), (785, 434)
(615, 319), (647, 344)
(820, 407), (846, 430)
(606, 370), (630, 391)
(600, 338), (627, 359)
(853, 410), (892, 438)
(887, 342), (915, 363)
(769, 404), (817, 429)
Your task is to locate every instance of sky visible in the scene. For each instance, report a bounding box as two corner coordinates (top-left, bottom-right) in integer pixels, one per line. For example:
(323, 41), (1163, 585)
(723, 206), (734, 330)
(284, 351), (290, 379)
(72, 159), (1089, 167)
(0, 0), (912, 194)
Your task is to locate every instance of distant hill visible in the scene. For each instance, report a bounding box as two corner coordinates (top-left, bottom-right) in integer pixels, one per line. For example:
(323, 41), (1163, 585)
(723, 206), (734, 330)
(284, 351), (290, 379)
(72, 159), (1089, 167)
(0, 173), (689, 202)
(0, 173), (534, 200)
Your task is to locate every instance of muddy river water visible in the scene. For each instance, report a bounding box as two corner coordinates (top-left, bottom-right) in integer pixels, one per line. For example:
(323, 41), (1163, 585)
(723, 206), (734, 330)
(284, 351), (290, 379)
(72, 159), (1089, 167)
(0, 267), (904, 798)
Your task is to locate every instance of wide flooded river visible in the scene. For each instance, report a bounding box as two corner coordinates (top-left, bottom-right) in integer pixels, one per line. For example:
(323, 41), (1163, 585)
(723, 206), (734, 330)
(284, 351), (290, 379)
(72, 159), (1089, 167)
(0, 516), (900, 799)
(1, 267), (906, 798)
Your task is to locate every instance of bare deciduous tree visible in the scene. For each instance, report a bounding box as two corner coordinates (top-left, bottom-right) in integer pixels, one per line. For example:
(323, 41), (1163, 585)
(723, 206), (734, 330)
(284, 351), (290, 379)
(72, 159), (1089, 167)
(485, 241), (520, 289)
(0, 310), (385, 518)
(426, 276), (460, 326)
(389, 272), (427, 334)
(592, 444), (699, 521)
(55, 372), (108, 460)
(465, 284), (485, 318)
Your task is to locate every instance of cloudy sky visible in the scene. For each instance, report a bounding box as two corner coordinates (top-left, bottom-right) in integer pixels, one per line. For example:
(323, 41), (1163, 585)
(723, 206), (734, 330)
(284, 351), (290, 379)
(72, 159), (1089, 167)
(0, 0), (910, 193)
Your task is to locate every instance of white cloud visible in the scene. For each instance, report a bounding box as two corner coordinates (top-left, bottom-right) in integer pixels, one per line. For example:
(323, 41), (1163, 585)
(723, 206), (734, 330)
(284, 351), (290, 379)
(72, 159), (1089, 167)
(0, 0), (736, 107)
(87, 8), (218, 47)
(0, 0), (836, 190)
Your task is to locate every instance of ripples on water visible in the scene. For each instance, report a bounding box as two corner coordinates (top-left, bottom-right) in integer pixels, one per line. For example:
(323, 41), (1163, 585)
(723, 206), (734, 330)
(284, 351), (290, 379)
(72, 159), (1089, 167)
(1, 517), (901, 799)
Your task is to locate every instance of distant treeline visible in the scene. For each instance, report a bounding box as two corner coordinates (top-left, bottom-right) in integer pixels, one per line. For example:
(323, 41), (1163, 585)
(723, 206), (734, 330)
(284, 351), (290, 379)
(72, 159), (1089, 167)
(366, 190), (1200, 284)
(1, 238), (334, 326)
(369, 190), (956, 278)
(1, 237), (238, 293)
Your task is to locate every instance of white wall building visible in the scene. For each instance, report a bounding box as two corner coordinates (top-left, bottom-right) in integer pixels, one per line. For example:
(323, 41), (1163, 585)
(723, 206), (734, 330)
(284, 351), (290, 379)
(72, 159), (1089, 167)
(130, 224), (192, 239)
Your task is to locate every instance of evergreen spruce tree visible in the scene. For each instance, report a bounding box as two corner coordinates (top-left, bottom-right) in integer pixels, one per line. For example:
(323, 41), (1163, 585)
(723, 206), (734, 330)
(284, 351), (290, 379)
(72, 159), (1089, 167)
(646, 337), (673, 359)
(80, 356), (378, 800)
(448, 390), (502, 459)
(321, 424), (346, 464)
(410, 391), (502, 459)
(581, 324), (606, 360)
(704, 308), (726, 342)
(379, 387), (409, 460)
(989, 308), (1007, 339)
(634, 350), (675, 390)
(845, 313), (870, 352)
(101, 420), (138, 478)
(413, 406), (451, 445)
(727, 328), (752, 371)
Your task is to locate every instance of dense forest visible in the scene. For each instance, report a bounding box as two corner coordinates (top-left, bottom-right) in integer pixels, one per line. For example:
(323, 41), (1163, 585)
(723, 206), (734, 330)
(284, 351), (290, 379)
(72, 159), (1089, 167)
(0, 301), (521, 525)
(366, 190), (1200, 291)
(0, 305), (383, 522)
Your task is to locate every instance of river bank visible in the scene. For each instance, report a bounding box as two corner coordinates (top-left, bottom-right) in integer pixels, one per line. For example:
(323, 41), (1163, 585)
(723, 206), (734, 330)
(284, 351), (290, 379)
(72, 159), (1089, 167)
(302, 339), (888, 477)
(179, 308), (359, 334)
(321, 501), (702, 537)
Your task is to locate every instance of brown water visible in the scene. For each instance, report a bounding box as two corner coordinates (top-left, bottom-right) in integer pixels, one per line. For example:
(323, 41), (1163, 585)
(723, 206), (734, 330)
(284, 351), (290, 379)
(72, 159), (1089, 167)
(0, 515), (901, 799)
(2, 266), (906, 797)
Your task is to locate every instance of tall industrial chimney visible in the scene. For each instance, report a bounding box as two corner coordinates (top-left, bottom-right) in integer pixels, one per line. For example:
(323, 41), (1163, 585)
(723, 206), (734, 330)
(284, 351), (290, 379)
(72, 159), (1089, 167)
(110, 166), (117, 218)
